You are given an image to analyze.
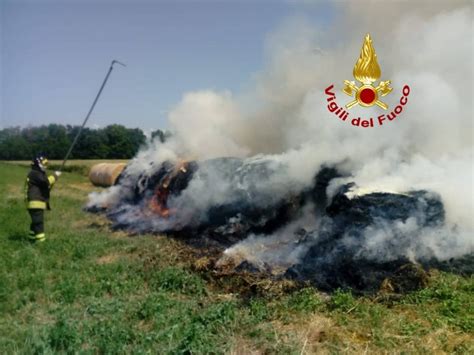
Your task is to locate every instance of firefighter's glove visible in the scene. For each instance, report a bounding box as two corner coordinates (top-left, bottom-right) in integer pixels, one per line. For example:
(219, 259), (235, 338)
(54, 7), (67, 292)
(54, 171), (62, 178)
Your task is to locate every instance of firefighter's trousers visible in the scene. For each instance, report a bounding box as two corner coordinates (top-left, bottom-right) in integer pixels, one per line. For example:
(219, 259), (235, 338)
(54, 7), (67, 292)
(28, 209), (45, 242)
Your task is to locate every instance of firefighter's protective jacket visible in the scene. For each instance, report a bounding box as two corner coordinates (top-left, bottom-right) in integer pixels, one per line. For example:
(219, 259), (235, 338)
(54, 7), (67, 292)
(25, 166), (57, 210)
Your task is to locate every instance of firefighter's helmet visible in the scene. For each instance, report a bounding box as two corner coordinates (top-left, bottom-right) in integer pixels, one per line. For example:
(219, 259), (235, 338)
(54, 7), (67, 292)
(32, 155), (49, 171)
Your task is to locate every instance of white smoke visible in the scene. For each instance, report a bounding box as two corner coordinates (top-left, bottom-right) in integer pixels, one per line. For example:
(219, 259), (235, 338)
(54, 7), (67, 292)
(89, 1), (473, 264)
(354, 220), (470, 264)
(219, 203), (320, 272)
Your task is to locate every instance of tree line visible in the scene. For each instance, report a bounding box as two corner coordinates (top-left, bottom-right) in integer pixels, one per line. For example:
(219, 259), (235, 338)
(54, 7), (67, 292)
(0, 124), (168, 160)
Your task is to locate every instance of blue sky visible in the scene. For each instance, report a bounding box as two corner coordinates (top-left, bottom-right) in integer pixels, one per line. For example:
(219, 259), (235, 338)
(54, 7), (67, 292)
(1, 0), (333, 131)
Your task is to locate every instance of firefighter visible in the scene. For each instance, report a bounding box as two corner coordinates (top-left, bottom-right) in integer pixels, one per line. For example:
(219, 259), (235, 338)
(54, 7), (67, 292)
(25, 155), (61, 242)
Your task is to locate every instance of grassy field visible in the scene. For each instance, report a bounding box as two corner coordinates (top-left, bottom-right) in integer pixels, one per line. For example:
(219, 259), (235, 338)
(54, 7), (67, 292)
(0, 162), (472, 354)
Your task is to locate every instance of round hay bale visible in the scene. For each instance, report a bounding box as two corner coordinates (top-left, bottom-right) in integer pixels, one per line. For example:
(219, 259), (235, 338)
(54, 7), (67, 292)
(89, 163), (126, 187)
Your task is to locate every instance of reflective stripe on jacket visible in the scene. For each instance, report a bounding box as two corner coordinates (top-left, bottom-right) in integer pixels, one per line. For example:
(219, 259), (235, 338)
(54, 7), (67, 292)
(25, 166), (56, 210)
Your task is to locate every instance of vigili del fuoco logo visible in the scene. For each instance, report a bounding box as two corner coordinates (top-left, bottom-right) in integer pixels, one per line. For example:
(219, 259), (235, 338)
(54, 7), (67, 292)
(325, 34), (411, 128)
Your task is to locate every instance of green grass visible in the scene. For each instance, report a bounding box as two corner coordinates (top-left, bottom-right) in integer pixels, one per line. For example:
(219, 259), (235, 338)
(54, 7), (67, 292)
(0, 162), (473, 354)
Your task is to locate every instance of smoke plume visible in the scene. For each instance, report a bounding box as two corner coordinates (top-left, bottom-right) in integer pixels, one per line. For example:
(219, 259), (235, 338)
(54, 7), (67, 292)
(90, 0), (473, 268)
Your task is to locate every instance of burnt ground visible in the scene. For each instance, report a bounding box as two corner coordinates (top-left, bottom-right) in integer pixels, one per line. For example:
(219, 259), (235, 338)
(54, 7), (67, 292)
(154, 187), (472, 295)
(88, 160), (474, 296)
(130, 226), (474, 299)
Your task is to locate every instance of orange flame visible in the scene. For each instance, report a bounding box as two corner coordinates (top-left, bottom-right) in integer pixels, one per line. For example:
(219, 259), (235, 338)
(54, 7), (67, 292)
(148, 161), (190, 218)
(149, 185), (172, 217)
(353, 34), (381, 85)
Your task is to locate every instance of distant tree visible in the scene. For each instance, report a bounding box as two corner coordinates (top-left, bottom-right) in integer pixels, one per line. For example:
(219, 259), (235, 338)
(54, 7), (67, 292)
(128, 128), (147, 153)
(151, 129), (165, 143)
(104, 124), (146, 159)
(0, 124), (148, 160)
(44, 124), (70, 159)
(23, 125), (48, 156)
(0, 127), (31, 160)
(0, 135), (31, 160)
(82, 129), (110, 159)
(68, 128), (109, 159)
(151, 129), (172, 143)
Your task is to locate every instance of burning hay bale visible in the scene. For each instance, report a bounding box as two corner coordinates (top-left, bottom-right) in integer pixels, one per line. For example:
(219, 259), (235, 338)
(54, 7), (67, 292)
(87, 158), (472, 294)
(286, 188), (445, 293)
(90, 156), (310, 239)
